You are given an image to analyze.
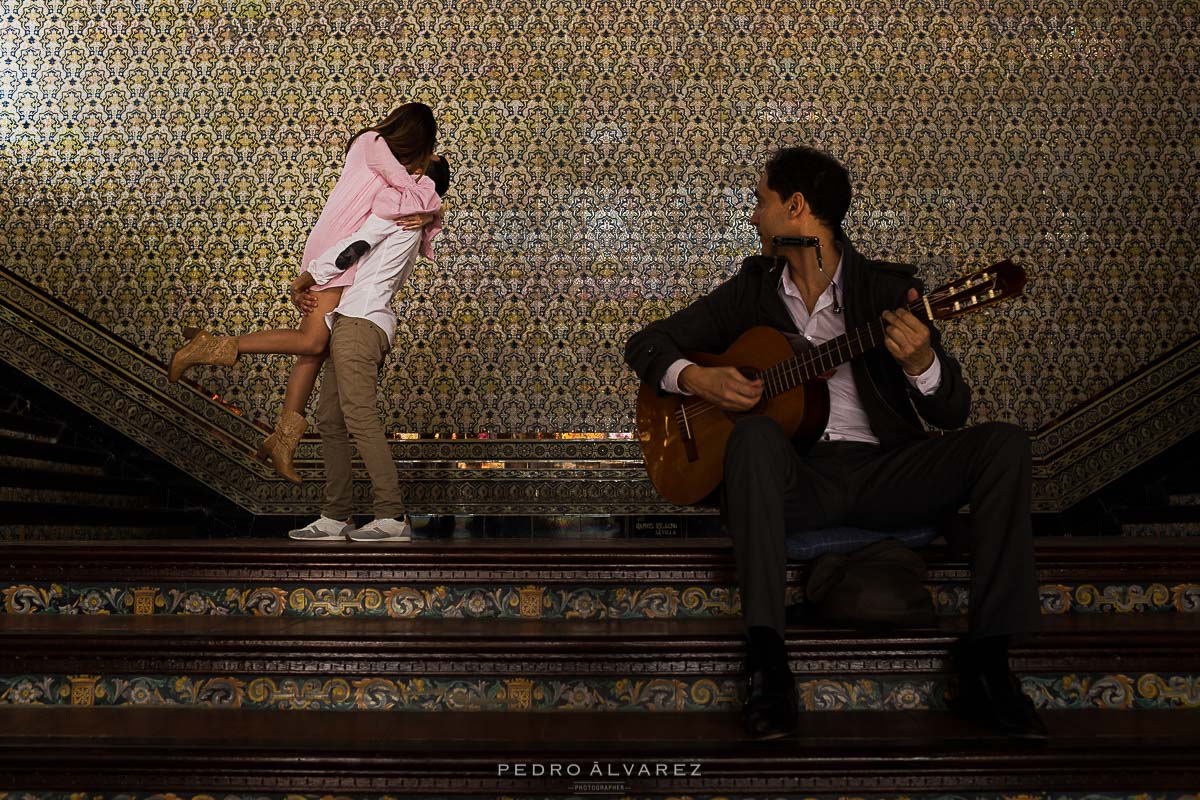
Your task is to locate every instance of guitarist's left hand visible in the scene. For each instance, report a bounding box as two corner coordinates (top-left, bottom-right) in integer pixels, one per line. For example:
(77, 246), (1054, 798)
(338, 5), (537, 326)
(882, 288), (935, 376)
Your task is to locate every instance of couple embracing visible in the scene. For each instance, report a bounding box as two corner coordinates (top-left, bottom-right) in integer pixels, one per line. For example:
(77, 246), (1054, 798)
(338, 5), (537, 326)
(170, 102), (447, 542)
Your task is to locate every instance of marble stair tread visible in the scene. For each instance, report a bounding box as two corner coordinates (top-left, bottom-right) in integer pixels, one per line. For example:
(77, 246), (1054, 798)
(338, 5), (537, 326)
(0, 708), (1197, 791)
(1119, 506), (1200, 523)
(4, 536), (1200, 584)
(2, 614), (1197, 675)
(0, 435), (110, 467)
(0, 467), (157, 495)
(0, 502), (206, 526)
(0, 410), (63, 441)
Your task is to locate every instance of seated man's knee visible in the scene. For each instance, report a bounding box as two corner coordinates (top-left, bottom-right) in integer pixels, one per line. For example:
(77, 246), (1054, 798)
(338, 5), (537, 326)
(725, 415), (788, 465)
(979, 421), (1031, 465)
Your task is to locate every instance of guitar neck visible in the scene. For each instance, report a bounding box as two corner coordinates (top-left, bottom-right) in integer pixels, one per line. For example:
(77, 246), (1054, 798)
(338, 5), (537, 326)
(754, 259), (1023, 399)
(760, 298), (927, 399)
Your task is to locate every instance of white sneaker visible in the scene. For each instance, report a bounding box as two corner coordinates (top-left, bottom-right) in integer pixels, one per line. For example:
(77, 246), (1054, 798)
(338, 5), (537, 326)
(347, 517), (412, 542)
(288, 516), (355, 541)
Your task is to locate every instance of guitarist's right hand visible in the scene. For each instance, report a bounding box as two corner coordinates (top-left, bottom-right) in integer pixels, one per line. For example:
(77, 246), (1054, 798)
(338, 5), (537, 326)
(679, 365), (764, 412)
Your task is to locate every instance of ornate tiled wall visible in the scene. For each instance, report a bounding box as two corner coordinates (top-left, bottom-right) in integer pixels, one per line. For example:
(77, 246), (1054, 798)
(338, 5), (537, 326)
(1, 0), (1196, 437)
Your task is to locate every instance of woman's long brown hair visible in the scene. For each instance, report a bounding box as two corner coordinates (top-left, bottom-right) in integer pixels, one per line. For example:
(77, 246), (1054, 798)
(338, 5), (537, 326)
(346, 102), (437, 168)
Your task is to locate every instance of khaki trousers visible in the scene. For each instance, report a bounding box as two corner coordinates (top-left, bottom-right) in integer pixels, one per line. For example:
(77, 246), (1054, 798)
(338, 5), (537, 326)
(317, 314), (404, 520)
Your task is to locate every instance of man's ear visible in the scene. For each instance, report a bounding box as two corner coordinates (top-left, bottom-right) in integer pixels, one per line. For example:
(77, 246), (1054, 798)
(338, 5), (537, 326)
(786, 191), (807, 220)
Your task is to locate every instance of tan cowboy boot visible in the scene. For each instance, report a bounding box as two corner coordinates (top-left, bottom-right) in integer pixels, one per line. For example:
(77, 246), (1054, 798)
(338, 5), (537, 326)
(255, 410), (308, 484)
(168, 329), (238, 382)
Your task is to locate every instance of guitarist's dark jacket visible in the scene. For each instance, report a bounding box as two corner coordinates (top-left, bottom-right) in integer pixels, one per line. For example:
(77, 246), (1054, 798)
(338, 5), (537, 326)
(625, 236), (971, 451)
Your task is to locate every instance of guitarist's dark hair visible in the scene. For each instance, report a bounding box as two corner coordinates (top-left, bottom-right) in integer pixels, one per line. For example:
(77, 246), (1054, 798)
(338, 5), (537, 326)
(764, 146), (852, 234)
(426, 154), (451, 197)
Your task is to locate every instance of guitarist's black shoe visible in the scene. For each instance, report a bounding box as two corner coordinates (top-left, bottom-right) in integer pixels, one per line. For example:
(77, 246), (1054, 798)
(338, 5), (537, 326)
(742, 664), (800, 740)
(949, 638), (1048, 741)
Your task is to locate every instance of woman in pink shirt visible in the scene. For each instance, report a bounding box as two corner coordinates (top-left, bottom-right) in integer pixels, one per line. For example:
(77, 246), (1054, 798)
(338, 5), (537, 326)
(168, 102), (443, 482)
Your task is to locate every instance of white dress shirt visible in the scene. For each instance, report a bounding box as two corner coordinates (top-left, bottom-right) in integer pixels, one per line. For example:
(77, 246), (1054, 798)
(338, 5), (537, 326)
(308, 222), (422, 347)
(661, 255), (942, 444)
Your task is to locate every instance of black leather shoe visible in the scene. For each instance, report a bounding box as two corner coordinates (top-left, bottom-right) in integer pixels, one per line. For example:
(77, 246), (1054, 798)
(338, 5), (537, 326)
(952, 666), (1048, 741)
(742, 665), (800, 740)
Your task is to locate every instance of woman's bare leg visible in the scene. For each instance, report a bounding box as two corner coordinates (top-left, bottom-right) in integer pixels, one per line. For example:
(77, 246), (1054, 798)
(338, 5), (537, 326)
(235, 287), (344, 357)
(283, 354), (326, 416)
(249, 288), (345, 483)
(266, 288), (343, 415)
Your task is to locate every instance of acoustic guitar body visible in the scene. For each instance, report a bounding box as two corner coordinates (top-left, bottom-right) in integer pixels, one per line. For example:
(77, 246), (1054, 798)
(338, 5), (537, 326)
(636, 326), (831, 506)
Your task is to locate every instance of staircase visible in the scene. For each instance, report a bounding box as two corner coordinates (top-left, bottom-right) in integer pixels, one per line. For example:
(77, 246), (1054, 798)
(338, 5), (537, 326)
(0, 357), (1197, 794)
(1111, 433), (1200, 538)
(1039, 431), (1200, 539)
(0, 397), (208, 542)
(1, 536), (1198, 794)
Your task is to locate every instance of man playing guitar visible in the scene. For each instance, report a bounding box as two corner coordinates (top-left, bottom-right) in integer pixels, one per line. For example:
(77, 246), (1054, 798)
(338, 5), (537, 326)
(625, 146), (1045, 741)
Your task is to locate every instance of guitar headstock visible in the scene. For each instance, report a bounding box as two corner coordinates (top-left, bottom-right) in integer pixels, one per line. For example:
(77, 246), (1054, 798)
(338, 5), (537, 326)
(926, 259), (1027, 320)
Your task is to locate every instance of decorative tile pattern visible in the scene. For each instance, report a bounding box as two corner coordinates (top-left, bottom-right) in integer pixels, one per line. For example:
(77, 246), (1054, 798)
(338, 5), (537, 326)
(1123, 522), (1200, 537)
(1039, 583), (1200, 614)
(2, 795), (1197, 800)
(1025, 673), (1200, 710)
(0, 0), (1198, 517)
(0, 582), (744, 618)
(4, 581), (1199, 617)
(3, 0), (1195, 433)
(0, 672), (1196, 712)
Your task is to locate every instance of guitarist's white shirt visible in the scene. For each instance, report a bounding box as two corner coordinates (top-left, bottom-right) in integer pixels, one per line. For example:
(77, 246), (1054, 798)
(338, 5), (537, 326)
(661, 255), (942, 445)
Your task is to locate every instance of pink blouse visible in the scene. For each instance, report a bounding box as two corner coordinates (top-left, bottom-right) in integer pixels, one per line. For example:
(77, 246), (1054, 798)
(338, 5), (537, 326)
(302, 133), (443, 291)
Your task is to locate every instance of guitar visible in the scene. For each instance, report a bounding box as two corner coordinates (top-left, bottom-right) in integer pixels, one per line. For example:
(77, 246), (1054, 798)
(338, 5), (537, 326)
(635, 259), (1027, 506)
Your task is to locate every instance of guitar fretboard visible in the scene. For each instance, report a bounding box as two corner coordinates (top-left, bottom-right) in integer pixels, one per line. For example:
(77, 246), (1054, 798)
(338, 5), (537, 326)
(759, 298), (927, 399)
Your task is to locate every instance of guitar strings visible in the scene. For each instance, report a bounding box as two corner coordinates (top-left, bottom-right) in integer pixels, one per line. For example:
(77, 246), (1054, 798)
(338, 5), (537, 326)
(670, 285), (967, 428)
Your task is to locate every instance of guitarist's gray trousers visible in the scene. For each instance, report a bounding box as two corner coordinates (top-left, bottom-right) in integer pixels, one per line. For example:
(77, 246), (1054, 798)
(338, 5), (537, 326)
(722, 416), (1041, 641)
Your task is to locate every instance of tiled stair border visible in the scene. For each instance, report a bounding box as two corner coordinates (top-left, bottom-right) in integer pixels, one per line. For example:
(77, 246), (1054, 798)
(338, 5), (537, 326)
(2, 538), (1198, 617)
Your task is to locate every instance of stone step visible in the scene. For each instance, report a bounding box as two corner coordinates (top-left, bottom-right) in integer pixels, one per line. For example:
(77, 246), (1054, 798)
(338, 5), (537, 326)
(1, 537), (1197, 617)
(0, 436), (109, 476)
(0, 467), (162, 510)
(1119, 504), (1200, 537)
(1123, 521), (1200, 537)
(0, 614), (1196, 713)
(0, 502), (206, 543)
(1113, 501), (1200, 537)
(1119, 506), (1200, 523)
(0, 410), (63, 443)
(0, 707), (1196, 793)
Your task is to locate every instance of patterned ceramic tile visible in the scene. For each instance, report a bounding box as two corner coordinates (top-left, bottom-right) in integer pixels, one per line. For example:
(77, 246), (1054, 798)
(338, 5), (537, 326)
(0, 673), (1195, 712)
(0, 582), (744, 618)
(1, 796), (1196, 800)
(4, 581), (1198, 617)
(2, 795), (1197, 800)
